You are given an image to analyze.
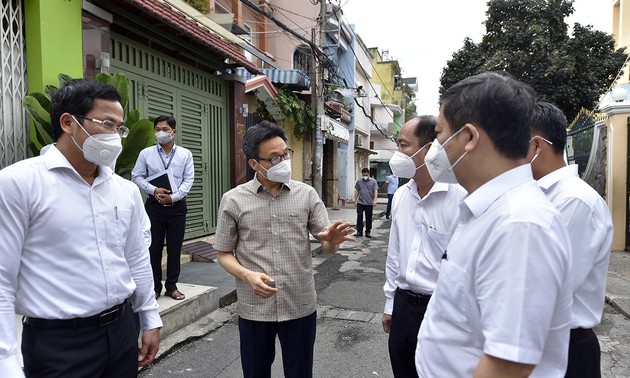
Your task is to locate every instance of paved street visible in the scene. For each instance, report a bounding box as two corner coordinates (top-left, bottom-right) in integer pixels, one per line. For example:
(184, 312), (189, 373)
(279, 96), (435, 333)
(141, 214), (630, 378)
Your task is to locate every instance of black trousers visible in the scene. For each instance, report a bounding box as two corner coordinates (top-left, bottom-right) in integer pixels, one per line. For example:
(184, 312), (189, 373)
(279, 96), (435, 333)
(22, 301), (138, 378)
(386, 194), (394, 218)
(238, 311), (317, 378)
(356, 203), (374, 234)
(388, 288), (430, 378)
(145, 198), (187, 293)
(565, 327), (601, 378)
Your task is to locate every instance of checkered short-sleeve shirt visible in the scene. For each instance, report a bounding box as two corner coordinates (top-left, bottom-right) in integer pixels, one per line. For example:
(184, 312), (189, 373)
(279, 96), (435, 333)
(213, 175), (330, 321)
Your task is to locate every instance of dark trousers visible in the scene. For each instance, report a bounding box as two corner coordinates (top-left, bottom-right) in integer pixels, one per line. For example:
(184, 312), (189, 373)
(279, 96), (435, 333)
(22, 301), (138, 378)
(238, 311), (317, 378)
(356, 203), (374, 234)
(386, 194), (394, 218)
(565, 328), (601, 378)
(145, 199), (187, 293)
(388, 288), (430, 378)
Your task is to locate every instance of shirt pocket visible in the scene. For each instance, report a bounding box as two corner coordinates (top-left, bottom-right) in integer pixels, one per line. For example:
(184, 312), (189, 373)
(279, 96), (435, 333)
(112, 207), (133, 247)
(433, 260), (472, 331)
(425, 227), (452, 265)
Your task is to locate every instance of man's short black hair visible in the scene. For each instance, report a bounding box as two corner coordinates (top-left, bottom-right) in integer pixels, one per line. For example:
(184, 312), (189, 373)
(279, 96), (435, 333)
(50, 79), (122, 141)
(361, 168), (370, 174)
(439, 71), (536, 159)
(242, 120), (288, 160)
(530, 102), (567, 155)
(154, 115), (177, 129)
(411, 115), (438, 146)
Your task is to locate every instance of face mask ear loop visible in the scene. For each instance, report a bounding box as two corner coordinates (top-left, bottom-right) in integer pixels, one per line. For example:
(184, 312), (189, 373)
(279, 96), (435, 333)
(409, 142), (430, 170)
(446, 128), (478, 172)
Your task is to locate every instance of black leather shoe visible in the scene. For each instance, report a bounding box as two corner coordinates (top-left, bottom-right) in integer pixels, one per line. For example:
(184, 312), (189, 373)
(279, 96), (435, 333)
(365, 232), (371, 238)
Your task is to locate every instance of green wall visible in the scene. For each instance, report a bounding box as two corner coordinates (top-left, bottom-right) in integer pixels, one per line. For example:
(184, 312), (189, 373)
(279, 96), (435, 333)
(25, 0), (83, 92)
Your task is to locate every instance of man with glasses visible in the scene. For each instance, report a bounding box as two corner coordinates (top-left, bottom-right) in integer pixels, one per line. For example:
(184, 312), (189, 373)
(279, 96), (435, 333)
(0, 79), (161, 377)
(132, 116), (194, 301)
(214, 120), (355, 378)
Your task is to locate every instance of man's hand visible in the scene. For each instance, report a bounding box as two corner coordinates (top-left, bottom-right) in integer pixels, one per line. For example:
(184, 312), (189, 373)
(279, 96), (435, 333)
(382, 314), (392, 333)
(244, 270), (279, 298)
(138, 328), (160, 367)
(154, 187), (172, 205)
(354, 201), (358, 208)
(372, 200), (377, 206)
(317, 220), (356, 245)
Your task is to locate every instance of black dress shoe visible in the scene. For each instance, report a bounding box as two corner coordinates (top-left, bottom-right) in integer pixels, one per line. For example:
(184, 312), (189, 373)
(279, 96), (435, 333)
(353, 232), (363, 237)
(365, 232), (371, 238)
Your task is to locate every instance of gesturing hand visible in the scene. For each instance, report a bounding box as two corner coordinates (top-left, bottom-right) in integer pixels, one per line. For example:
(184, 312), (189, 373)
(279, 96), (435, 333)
(317, 220), (356, 245)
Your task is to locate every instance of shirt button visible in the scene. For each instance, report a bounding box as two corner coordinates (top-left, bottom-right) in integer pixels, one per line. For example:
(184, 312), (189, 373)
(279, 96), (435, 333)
(272, 214), (277, 218)
(276, 268), (280, 272)
(275, 250), (279, 253)
(273, 232), (278, 236)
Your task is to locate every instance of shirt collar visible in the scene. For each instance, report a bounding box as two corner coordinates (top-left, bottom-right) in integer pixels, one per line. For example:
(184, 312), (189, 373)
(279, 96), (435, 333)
(537, 164), (578, 191)
(249, 172), (292, 193)
(44, 144), (114, 182)
(406, 179), (449, 200)
(463, 164), (533, 218)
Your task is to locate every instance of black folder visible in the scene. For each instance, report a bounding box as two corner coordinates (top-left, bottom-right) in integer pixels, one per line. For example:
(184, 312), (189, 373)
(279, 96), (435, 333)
(148, 173), (172, 192)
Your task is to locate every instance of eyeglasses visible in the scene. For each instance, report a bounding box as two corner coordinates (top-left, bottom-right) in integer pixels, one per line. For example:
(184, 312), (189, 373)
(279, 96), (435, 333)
(73, 115), (129, 138)
(256, 148), (294, 166)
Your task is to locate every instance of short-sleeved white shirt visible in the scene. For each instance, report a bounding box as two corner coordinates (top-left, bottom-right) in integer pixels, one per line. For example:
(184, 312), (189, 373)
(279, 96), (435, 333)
(538, 164), (613, 328)
(416, 165), (572, 378)
(383, 181), (466, 315)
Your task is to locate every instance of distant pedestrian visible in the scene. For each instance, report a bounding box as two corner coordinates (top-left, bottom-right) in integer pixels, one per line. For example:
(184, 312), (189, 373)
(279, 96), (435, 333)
(383, 115), (466, 378)
(527, 101), (613, 378)
(416, 72), (572, 377)
(213, 120), (355, 378)
(354, 167), (378, 237)
(383, 171), (399, 219)
(0, 79), (161, 378)
(132, 115), (194, 301)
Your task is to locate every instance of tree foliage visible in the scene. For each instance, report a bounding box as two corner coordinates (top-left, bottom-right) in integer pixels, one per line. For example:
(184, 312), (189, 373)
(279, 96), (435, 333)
(255, 86), (316, 140)
(440, 0), (627, 121)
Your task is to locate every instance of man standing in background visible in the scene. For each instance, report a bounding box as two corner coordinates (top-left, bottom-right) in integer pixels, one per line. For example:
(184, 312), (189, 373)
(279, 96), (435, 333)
(354, 167), (378, 237)
(384, 171), (399, 220)
(132, 115), (194, 301)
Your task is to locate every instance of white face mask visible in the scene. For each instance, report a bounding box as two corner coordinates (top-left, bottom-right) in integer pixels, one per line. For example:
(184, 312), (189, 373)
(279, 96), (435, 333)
(362, 176), (369, 181)
(424, 127), (468, 184)
(155, 131), (174, 145)
(71, 116), (122, 167)
(388, 144), (428, 179)
(259, 159), (292, 184)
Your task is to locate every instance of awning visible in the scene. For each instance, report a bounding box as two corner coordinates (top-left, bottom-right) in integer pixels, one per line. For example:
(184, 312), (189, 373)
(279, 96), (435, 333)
(322, 116), (349, 144)
(125, 0), (259, 73)
(237, 68), (311, 89)
(367, 148), (391, 160)
(355, 145), (378, 155)
(245, 75), (279, 115)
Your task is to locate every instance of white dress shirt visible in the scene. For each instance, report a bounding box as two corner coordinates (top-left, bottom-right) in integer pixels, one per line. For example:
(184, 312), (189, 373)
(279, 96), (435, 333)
(0, 147), (162, 377)
(416, 165), (573, 378)
(383, 181), (465, 315)
(538, 164), (613, 329)
(131, 143), (194, 202)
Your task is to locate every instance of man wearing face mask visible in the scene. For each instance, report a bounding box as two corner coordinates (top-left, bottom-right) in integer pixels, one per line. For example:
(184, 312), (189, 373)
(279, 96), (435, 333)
(527, 102), (612, 378)
(0, 79), (161, 377)
(382, 115), (466, 378)
(214, 120), (355, 378)
(416, 72), (573, 378)
(132, 116), (194, 301)
(354, 168), (379, 237)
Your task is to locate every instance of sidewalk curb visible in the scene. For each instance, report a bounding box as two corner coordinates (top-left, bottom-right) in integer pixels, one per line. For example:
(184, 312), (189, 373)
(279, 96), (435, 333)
(606, 292), (630, 319)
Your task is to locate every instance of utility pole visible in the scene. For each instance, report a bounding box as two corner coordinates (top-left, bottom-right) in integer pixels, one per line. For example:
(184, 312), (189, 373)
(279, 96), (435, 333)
(311, 0), (327, 198)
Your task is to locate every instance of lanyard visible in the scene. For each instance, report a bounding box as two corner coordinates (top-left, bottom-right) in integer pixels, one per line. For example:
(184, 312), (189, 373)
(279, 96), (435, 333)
(157, 145), (176, 170)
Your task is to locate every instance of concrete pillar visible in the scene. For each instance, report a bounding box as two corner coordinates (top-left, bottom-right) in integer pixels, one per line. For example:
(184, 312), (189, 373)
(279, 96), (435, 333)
(600, 101), (630, 250)
(24, 0), (83, 92)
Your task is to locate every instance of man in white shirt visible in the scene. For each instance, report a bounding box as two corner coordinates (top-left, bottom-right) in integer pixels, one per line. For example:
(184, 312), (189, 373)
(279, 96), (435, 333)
(416, 72), (573, 377)
(384, 172), (399, 220)
(383, 115), (466, 377)
(0, 79), (161, 377)
(132, 116), (194, 301)
(527, 101), (613, 378)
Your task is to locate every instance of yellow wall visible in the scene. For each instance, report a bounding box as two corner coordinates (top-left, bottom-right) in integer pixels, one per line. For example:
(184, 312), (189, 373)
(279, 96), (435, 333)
(604, 112), (629, 249)
(613, 0), (630, 84)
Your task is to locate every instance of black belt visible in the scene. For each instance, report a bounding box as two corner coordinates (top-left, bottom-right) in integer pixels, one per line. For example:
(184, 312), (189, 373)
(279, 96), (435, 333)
(570, 327), (594, 338)
(148, 196), (186, 207)
(23, 299), (129, 328)
(397, 287), (431, 306)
